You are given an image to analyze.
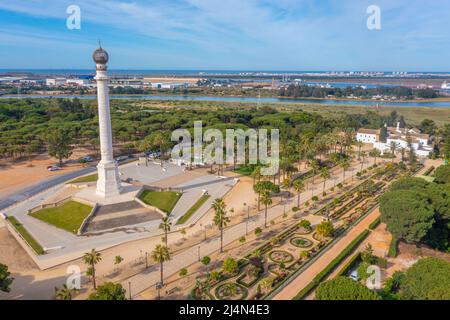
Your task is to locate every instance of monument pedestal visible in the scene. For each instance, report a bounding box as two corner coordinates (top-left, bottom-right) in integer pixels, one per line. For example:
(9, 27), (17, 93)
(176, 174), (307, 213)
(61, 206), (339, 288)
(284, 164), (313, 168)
(96, 162), (122, 198)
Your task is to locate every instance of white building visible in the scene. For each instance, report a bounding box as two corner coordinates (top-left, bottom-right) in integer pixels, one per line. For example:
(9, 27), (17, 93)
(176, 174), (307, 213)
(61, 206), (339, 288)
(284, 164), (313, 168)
(356, 129), (379, 144)
(46, 78), (66, 86)
(66, 78), (90, 86)
(357, 122), (433, 158)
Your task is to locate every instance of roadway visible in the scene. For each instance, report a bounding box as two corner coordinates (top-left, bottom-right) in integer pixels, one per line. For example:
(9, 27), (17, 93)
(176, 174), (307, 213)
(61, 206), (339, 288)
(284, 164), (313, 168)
(0, 166), (96, 212)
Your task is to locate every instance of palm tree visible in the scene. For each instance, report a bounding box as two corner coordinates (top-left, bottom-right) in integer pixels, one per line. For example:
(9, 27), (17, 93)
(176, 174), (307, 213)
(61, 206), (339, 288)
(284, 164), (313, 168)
(151, 244), (171, 286)
(159, 215), (172, 247)
(369, 149), (380, 165)
(261, 191), (273, 228)
(54, 284), (78, 300)
(339, 158), (350, 182)
(114, 255), (123, 272)
(355, 141), (364, 160)
(319, 167), (331, 193)
(82, 249), (102, 290)
(310, 159), (320, 184)
(212, 198), (230, 253)
(359, 151), (366, 171)
(292, 179), (305, 207)
(389, 141), (398, 163)
(251, 166), (261, 186)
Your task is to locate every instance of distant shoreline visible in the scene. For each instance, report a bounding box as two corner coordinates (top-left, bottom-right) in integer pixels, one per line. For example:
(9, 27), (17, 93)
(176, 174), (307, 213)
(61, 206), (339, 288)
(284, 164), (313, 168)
(3, 93), (450, 106)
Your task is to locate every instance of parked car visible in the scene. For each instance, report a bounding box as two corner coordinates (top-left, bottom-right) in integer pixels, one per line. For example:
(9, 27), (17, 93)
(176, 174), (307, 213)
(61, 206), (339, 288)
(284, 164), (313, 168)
(83, 156), (93, 162)
(115, 155), (130, 162)
(47, 166), (61, 172)
(349, 269), (360, 281)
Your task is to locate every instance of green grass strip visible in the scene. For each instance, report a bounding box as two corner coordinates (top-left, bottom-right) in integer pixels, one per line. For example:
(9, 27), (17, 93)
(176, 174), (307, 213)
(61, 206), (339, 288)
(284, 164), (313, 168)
(139, 190), (182, 214)
(30, 201), (92, 234)
(294, 229), (370, 300)
(7, 216), (45, 255)
(177, 194), (211, 225)
(69, 173), (98, 184)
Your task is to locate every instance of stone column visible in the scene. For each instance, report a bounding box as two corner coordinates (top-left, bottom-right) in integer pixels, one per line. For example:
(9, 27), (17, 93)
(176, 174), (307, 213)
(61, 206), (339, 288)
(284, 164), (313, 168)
(93, 47), (122, 198)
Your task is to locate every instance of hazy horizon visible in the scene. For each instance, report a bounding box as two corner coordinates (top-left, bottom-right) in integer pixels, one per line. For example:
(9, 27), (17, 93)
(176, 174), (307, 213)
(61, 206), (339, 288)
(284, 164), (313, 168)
(1, 1), (450, 71)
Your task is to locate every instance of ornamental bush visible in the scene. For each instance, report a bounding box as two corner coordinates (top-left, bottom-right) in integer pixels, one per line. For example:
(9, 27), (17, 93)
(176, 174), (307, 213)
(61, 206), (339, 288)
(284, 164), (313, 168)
(315, 276), (381, 300)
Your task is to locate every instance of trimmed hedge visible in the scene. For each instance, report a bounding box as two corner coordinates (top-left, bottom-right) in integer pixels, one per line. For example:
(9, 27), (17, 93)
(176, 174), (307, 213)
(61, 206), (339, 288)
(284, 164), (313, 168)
(294, 229), (370, 300)
(368, 217), (381, 230)
(423, 166), (435, 177)
(388, 238), (399, 258)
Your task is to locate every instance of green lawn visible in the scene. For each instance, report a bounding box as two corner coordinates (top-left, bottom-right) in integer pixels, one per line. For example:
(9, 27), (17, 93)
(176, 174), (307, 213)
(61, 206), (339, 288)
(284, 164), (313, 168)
(7, 216), (45, 255)
(69, 174), (98, 184)
(139, 190), (182, 214)
(234, 165), (256, 176)
(30, 201), (93, 234)
(177, 194), (211, 225)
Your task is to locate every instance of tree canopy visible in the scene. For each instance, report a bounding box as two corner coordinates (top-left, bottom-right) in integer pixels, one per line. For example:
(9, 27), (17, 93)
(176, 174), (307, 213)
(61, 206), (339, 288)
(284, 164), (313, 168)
(315, 276), (381, 300)
(87, 282), (126, 300)
(380, 177), (450, 251)
(0, 263), (13, 293)
(434, 165), (450, 184)
(399, 258), (450, 300)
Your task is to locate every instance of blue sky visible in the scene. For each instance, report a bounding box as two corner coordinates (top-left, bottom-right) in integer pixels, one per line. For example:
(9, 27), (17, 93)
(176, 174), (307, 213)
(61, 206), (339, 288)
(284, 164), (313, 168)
(0, 0), (449, 71)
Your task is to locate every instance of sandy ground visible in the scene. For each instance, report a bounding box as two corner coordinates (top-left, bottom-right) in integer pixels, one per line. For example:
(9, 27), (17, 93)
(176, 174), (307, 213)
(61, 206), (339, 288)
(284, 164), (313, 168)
(0, 147), (94, 199)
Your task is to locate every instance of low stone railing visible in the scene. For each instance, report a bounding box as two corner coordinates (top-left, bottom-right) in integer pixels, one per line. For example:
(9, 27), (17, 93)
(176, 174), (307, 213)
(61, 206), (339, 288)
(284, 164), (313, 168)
(27, 197), (72, 214)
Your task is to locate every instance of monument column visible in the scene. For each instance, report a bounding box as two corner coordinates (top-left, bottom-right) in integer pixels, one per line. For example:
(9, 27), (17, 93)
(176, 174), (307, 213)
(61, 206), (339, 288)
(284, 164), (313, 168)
(93, 46), (122, 198)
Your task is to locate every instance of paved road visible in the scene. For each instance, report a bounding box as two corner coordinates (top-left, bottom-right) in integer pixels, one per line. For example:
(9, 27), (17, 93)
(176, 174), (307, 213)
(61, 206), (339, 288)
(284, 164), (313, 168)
(0, 167), (96, 212)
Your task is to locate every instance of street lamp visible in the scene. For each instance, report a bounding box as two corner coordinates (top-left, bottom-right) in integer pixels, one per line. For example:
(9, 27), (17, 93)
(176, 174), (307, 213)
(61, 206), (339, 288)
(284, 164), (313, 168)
(198, 245), (201, 261)
(156, 282), (163, 300)
(145, 252), (148, 269)
(246, 204), (250, 235)
(128, 281), (132, 300)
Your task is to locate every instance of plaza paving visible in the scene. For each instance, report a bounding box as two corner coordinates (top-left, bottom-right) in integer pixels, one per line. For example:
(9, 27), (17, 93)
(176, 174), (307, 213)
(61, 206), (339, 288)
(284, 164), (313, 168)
(1, 161), (234, 269)
(120, 161), (184, 185)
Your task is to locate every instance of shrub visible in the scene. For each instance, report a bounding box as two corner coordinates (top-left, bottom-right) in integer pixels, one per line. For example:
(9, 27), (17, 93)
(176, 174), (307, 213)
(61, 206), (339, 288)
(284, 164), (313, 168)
(88, 282), (126, 300)
(222, 257), (239, 274)
(316, 221), (335, 238)
(179, 268), (188, 277)
(201, 256), (211, 266)
(239, 236), (246, 243)
(255, 227), (262, 236)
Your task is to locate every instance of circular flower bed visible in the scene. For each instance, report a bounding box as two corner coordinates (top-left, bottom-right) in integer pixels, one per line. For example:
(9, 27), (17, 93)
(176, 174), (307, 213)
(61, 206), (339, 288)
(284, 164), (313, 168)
(214, 283), (248, 300)
(290, 236), (313, 248)
(268, 250), (294, 264)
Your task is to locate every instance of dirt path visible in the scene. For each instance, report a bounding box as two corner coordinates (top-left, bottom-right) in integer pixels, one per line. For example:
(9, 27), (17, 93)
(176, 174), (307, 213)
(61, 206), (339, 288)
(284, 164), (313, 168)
(272, 208), (381, 300)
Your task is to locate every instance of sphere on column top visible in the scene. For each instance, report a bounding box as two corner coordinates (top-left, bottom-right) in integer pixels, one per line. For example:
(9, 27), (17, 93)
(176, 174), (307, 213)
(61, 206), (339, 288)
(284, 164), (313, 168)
(93, 47), (109, 64)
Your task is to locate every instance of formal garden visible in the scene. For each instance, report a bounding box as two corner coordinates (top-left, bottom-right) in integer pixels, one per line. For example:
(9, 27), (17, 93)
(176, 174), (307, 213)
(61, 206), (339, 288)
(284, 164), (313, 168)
(191, 218), (334, 300)
(190, 161), (425, 300)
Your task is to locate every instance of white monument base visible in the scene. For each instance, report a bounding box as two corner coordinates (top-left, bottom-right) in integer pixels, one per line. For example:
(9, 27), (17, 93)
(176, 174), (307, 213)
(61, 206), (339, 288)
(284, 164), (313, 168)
(76, 183), (142, 206)
(96, 162), (122, 198)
